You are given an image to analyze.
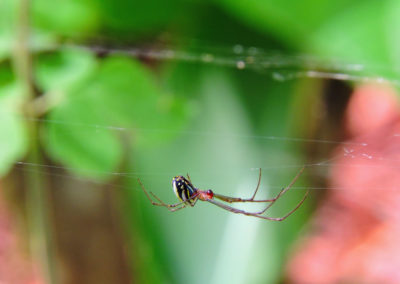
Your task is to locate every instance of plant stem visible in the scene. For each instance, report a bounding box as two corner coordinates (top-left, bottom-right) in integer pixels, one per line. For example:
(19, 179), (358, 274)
(14, 0), (57, 283)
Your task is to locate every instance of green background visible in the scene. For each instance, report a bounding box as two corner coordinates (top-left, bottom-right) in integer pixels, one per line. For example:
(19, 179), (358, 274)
(1, 0), (399, 283)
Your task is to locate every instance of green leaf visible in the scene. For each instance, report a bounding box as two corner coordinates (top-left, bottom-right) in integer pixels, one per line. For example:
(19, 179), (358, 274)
(43, 83), (122, 180)
(308, 1), (394, 77)
(377, 0), (400, 77)
(0, 83), (28, 176)
(33, 0), (99, 35)
(216, 0), (355, 47)
(90, 56), (160, 127)
(43, 55), (188, 179)
(87, 56), (189, 147)
(45, 108), (122, 180)
(0, 0), (17, 61)
(97, 0), (185, 35)
(216, 0), (398, 79)
(35, 49), (97, 93)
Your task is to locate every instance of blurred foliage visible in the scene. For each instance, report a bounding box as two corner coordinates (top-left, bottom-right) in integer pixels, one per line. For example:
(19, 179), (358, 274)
(0, 0), (398, 283)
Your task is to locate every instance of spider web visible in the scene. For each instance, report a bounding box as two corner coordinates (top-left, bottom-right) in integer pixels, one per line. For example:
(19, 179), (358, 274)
(12, 40), (400, 191)
(10, 40), (400, 284)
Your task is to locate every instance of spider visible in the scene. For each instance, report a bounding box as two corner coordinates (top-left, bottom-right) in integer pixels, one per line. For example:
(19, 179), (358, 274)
(138, 167), (309, 221)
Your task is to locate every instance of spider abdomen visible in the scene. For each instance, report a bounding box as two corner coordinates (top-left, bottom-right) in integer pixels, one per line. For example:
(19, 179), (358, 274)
(172, 176), (196, 205)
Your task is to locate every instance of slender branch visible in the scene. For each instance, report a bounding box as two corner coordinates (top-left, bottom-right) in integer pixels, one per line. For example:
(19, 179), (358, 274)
(13, 0), (57, 283)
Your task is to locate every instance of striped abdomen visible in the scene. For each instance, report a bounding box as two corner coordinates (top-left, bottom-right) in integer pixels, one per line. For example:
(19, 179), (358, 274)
(172, 176), (197, 205)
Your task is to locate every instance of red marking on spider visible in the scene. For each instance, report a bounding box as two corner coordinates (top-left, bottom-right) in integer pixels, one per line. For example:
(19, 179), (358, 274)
(197, 190), (214, 201)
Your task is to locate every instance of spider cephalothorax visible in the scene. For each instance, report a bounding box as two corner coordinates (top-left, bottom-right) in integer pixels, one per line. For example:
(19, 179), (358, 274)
(139, 167), (308, 221)
(172, 176), (215, 205)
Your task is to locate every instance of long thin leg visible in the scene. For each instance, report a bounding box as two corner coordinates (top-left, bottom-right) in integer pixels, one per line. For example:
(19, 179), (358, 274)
(271, 166), (306, 202)
(207, 190), (309, 221)
(151, 191), (199, 208)
(257, 166), (306, 214)
(186, 173), (192, 183)
(213, 166), (305, 204)
(150, 191), (188, 208)
(262, 190), (309, 220)
(212, 168), (267, 203)
(251, 167), (262, 199)
(138, 178), (186, 208)
(165, 205), (187, 212)
(138, 178), (198, 212)
(213, 193), (276, 203)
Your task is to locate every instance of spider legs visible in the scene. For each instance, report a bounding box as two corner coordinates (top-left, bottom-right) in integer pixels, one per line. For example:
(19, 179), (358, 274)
(150, 191), (188, 212)
(137, 178), (198, 212)
(139, 166), (308, 221)
(186, 173), (192, 183)
(213, 166), (305, 206)
(207, 189), (308, 221)
(211, 168), (265, 203)
(208, 166), (308, 221)
(257, 166), (306, 214)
